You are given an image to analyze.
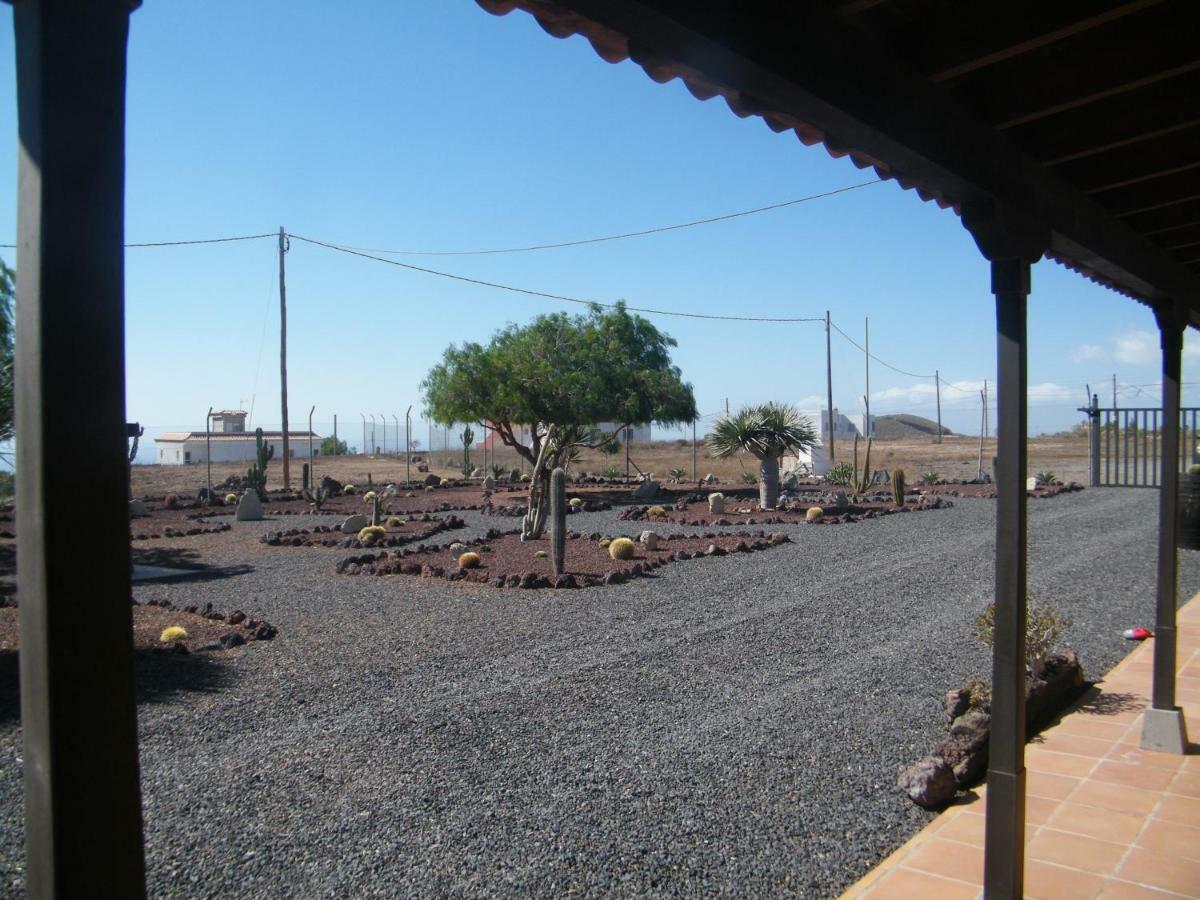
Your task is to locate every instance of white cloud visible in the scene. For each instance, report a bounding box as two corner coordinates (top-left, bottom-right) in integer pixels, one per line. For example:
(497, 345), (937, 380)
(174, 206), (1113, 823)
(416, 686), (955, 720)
(1028, 382), (1078, 404)
(1113, 330), (1158, 366)
(1070, 344), (1105, 363)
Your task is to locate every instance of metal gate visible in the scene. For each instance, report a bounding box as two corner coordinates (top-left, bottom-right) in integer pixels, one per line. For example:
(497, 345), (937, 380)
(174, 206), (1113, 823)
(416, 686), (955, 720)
(1090, 406), (1200, 487)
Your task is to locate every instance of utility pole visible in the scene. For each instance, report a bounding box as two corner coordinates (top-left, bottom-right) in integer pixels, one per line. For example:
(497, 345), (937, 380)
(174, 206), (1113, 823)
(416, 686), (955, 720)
(205, 407), (213, 496)
(934, 370), (943, 444)
(864, 316), (871, 438)
(333, 414), (338, 451)
(978, 389), (986, 479)
(361, 413), (366, 458)
(983, 378), (989, 440)
(1112, 373), (1118, 409)
(279, 226), (291, 488)
(692, 418), (697, 481)
(308, 406), (315, 484)
(825, 310), (835, 464)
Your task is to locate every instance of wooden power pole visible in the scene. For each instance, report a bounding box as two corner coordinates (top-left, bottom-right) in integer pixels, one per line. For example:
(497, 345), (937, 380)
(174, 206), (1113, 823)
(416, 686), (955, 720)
(825, 310), (835, 463)
(278, 226), (291, 488)
(934, 370), (943, 444)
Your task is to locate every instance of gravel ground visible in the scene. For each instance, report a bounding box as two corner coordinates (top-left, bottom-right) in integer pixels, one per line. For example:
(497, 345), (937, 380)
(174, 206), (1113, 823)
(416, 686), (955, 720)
(0, 488), (1196, 897)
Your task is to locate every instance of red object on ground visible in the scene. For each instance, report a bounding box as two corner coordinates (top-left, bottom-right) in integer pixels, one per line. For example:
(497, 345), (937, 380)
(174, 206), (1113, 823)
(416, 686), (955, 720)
(1123, 627), (1153, 640)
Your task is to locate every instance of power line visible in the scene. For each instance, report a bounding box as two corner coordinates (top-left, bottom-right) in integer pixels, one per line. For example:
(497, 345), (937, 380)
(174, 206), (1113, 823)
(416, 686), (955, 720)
(288, 233), (827, 324)
(829, 319), (934, 379)
(0, 232), (276, 249)
(318, 180), (881, 257)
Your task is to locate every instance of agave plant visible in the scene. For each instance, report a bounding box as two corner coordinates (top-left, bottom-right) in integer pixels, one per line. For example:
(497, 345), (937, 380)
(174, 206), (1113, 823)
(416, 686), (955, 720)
(706, 403), (817, 509)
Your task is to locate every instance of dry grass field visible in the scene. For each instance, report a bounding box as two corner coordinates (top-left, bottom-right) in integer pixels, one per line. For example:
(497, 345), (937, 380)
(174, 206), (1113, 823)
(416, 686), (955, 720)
(130, 432), (1092, 496)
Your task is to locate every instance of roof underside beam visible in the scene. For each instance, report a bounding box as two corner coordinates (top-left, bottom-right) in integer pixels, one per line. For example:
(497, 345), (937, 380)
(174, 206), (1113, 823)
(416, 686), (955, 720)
(505, 0), (1200, 317)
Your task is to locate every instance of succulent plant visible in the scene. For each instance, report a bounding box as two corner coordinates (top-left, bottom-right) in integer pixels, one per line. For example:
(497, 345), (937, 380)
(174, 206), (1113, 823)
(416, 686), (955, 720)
(598, 537), (612, 548)
(825, 462), (855, 486)
(362, 491), (377, 503)
(458, 551), (481, 569)
(569, 497), (583, 508)
(225, 493), (238, 505)
(534, 549), (547, 559)
(357, 525), (386, 544)
(159, 625), (188, 643)
(385, 516), (406, 528)
(609, 537), (635, 560)
(647, 505), (667, 518)
(1034, 471), (1057, 485)
(806, 506), (824, 522)
(343, 484), (356, 495)
(667, 467), (686, 482)
(891, 468), (906, 508)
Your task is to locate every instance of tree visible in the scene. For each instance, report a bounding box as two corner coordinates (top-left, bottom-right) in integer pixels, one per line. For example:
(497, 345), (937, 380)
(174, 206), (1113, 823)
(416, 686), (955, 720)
(321, 436), (348, 457)
(706, 403), (817, 509)
(422, 302), (696, 537)
(0, 260), (13, 447)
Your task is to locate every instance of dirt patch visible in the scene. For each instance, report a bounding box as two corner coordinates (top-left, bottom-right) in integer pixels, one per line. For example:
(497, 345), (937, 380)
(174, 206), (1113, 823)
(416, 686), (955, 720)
(259, 514), (465, 549)
(335, 528), (793, 589)
(617, 493), (953, 527)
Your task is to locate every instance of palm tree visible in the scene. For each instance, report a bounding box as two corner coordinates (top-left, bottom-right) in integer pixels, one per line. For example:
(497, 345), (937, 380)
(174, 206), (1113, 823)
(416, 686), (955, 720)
(706, 403), (817, 509)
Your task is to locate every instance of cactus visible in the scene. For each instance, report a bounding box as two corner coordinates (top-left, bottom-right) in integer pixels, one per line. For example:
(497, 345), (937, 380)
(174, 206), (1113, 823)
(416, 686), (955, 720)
(891, 468), (906, 507)
(534, 550), (548, 559)
(458, 551), (481, 569)
(362, 491), (377, 503)
(851, 434), (874, 494)
(806, 506), (824, 522)
(246, 427), (273, 500)
(369, 486), (394, 527)
(460, 425), (475, 477)
(303, 485), (330, 511)
(609, 537), (635, 560)
(385, 515), (405, 528)
(550, 466), (566, 576)
(302, 462), (310, 492)
(343, 484), (356, 495)
(647, 505), (667, 518)
(159, 625), (188, 643)
(357, 525), (386, 544)
(224, 492), (238, 505)
(569, 497), (583, 509)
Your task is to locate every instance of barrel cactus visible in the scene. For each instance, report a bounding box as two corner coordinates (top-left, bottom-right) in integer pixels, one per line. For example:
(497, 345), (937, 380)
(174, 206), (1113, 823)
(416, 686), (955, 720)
(806, 506), (824, 522)
(609, 537), (635, 560)
(647, 505), (667, 518)
(362, 491), (376, 503)
(159, 625), (188, 643)
(357, 525), (386, 544)
(224, 493), (238, 505)
(708, 492), (725, 514)
(343, 484), (356, 495)
(385, 516), (406, 528)
(458, 551), (481, 569)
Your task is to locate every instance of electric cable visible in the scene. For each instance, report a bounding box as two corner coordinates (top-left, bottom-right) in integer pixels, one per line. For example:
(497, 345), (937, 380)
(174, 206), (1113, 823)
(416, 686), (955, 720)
(0, 232), (275, 249)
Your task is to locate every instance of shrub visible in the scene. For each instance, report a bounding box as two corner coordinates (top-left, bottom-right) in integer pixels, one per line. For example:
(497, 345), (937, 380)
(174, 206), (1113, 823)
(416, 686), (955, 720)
(738, 472), (756, 484)
(647, 505), (667, 518)
(357, 525), (386, 544)
(1034, 471), (1057, 485)
(458, 552), (481, 569)
(805, 506), (823, 522)
(362, 491), (376, 503)
(964, 674), (991, 710)
(343, 484), (356, 495)
(602, 465), (621, 478)
(225, 493), (238, 504)
(159, 625), (188, 643)
(598, 537), (612, 548)
(921, 471), (939, 484)
(825, 462), (855, 486)
(449, 542), (466, 553)
(667, 467), (686, 481)
(609, 537), (635, 560)
(385, 516), (406, 528)
(974, 597), (1072, 676)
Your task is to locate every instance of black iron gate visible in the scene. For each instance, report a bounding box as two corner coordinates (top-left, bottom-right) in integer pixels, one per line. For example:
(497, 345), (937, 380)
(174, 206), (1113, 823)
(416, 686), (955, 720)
(1088, 404), (1200, 487)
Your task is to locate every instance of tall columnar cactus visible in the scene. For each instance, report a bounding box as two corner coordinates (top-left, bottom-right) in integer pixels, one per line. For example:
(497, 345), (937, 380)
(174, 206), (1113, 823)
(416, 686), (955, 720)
(891, 468), (906, 507)
(550, 466), (566, 576)
(301, 462), (310, 492)
(247, 427), (273, 499)
(852, 434), (874, 494)
(460, 425), (475, 477)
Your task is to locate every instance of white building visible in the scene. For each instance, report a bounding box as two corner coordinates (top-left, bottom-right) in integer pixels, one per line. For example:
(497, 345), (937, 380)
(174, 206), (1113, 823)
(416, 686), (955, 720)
(154, 410), (321, 465)
(784, 408), (860, 477)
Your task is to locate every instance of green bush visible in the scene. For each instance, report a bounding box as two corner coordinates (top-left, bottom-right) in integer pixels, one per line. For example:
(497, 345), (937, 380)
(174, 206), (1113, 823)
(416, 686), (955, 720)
(825, 462), (855, 486)
(974, 597), (1072, 676)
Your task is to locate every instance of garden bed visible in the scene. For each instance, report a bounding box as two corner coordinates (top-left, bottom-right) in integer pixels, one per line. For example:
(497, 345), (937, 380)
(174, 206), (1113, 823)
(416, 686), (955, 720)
(335, 528), (793, 588)
(616, 493), (953, 526)
(917, 480), (1085, 500)
(259, 513), (466, 549)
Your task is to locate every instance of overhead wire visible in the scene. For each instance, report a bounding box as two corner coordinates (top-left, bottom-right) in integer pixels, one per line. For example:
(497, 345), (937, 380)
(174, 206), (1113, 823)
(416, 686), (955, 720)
(314, 180), (881, 257)
(288, 232), (827, 324)
(0, 232), (275, 250)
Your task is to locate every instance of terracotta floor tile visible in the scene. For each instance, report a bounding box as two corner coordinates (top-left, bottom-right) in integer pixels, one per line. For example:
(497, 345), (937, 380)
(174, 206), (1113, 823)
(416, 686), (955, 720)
(1117, 847), (1200, 896)
(1100, 877), (1192, 898)
(1027, 747), (1105, 777)
(935, 813), (986, 847)
(1026, 829), (1125, 875)
(1108, 745), (1187, 772)
(1137, 818), (1200, 861)
(1035, 732), (1122, 759)
(960, 792), (1060, 824)
(1054, 717), (1136, 743)
(1047, 801), (1147, 844)
(1070, 779), (1163, 817)
(1027, 770), (1084, 800)
(903, 838), (984, 884)
(1023, 860), (1107, 900)
(1091, 761), (1178, 792)
(865, 866), (979, 900)
(1168, 772), (1200, 798)
(1154, 792), (1200, 826)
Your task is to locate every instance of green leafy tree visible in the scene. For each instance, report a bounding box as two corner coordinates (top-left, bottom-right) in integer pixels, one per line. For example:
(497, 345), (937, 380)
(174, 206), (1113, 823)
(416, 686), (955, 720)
(422, 302), (696, 537)
(0, 260), (13, 446)
(706, 403), (817, 509)
(321, 436), (348, 457)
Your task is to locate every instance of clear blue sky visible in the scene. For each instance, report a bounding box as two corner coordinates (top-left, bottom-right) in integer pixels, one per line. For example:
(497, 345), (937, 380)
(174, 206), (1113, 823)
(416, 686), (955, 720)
(0, 1), (1191, 459)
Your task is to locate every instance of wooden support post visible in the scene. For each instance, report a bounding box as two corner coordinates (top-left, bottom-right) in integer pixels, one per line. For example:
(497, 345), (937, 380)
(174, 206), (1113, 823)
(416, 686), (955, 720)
(278, 226), (290, 488)
(963, 200), (1047, 900)
(14, 1), (147, 894)
(1142, 307), (1190, 753)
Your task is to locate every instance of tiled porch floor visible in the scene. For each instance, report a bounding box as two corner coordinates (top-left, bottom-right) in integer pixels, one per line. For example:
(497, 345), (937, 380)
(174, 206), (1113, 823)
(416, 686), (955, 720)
(842, 595), (1200, 899)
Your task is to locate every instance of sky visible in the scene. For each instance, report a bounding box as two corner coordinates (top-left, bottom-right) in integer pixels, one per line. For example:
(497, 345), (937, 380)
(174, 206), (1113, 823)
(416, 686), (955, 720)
(0, 1), (1193, 461)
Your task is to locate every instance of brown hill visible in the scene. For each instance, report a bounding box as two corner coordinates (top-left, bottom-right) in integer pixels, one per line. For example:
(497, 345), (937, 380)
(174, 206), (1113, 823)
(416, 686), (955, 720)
(872, 414), (955, 440)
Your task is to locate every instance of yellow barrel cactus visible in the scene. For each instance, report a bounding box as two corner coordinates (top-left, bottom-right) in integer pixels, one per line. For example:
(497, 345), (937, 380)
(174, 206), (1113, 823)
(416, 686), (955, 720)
(609, 537), (636, 560)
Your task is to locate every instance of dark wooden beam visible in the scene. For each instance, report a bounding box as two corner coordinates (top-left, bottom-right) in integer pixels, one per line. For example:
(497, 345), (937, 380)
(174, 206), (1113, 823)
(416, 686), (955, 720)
(14, 0), (146, 894)
(1102, 168), (1200, 217)
(514, 0), (1200, 313)
(1151, 225), (1200, 249)
(1052, 124), (1200, 193)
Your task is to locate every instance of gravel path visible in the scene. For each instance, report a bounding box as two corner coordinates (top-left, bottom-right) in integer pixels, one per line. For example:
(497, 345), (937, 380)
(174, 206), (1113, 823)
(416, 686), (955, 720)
(0, 488), (1196, 897)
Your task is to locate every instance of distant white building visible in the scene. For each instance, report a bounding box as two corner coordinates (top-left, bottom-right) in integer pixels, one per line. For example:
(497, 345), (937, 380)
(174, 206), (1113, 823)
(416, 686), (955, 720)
(153, 410), (321, 465)
(784, 408), (860, 476)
